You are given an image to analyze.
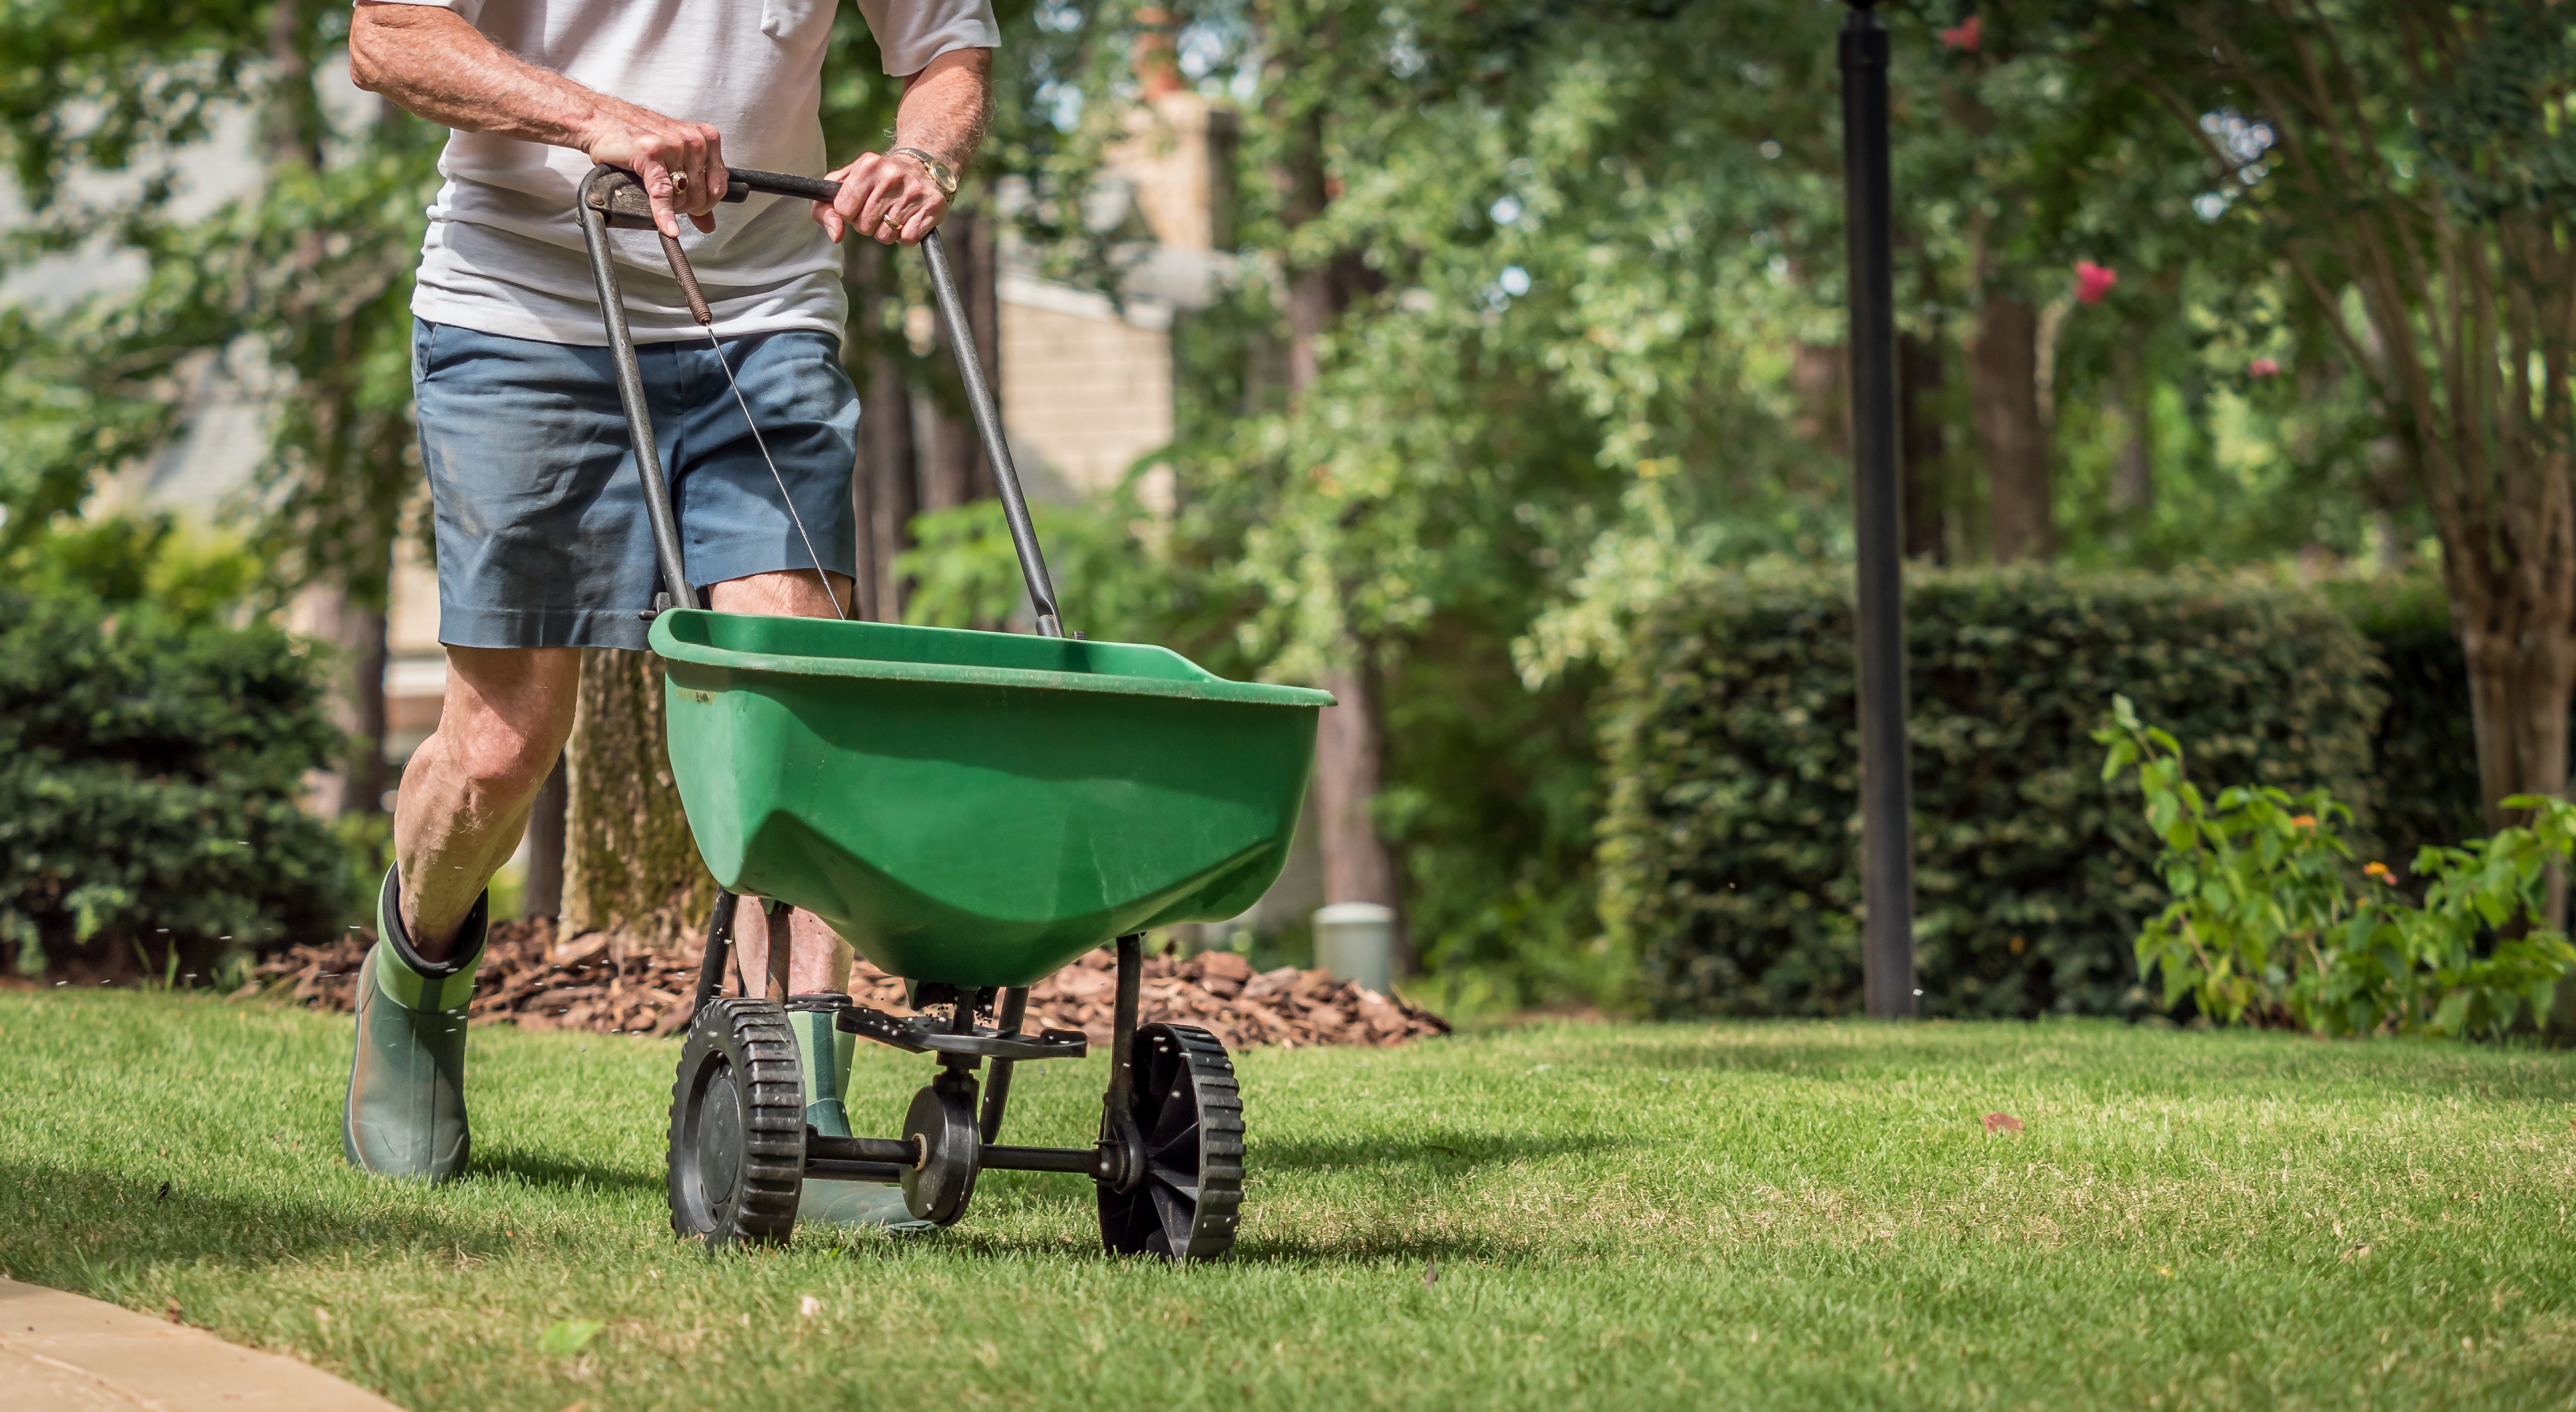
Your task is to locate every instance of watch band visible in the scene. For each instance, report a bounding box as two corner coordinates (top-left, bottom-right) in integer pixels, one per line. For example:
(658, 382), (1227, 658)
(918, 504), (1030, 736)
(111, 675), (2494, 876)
(888, 147), (959, 197)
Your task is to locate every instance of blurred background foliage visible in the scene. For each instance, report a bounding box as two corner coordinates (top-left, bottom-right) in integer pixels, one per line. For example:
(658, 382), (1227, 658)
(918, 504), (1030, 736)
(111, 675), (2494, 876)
(0, 0), (2553, 1020)
(0, 516), (351, 982)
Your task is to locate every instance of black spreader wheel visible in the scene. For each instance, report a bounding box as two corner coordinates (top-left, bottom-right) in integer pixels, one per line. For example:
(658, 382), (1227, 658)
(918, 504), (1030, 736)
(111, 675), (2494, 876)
(1099, 1023), (1244, 1261)
(667, 997), (805, 1247)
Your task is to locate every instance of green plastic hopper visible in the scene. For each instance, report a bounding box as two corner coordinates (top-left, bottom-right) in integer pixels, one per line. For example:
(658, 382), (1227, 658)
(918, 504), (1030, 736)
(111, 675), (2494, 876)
(650, 609), (1333, 988)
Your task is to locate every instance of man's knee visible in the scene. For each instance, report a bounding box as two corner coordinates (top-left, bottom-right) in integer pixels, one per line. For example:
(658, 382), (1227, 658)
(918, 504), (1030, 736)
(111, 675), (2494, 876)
(449, 725), (563, 800)
(708, 569), (853, 619)
(436, 646), (580, 798)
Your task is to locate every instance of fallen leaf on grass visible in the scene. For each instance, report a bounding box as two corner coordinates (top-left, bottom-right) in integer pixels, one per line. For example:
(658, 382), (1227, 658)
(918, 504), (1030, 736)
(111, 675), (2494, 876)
(799, 1295), (821, 1318)
(1983, 1112), (2023, 1135)
(539, 1319), (604, 1357)
(2155, 1266), (2173, 1278)
(2342, 1244), (2373, 1263)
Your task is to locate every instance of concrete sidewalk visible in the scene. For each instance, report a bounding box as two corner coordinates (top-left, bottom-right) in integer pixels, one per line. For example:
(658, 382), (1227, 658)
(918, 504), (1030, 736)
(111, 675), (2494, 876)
(1, 1278), (403, 1411)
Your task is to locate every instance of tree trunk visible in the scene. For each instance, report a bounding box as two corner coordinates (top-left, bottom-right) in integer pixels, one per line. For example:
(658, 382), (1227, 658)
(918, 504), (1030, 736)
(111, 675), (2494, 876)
(1898, 328), (1947, 561)
(2457, 597), (2576, 837)
(262, 0), (324, 170)
(521, 756), (568, 920)
(2108, 351), (2154, 522)
(1281, 96), (1333, 392)
(1790, 341), (1847, 457)
(563, 649), (715, 949)
(1315, 661), (1405, 963)
(1971, 291), (2052, 562)
(1275, 87), (1402, 949)
(307, 585), (388, 818)
(925, 210), (1001, 511)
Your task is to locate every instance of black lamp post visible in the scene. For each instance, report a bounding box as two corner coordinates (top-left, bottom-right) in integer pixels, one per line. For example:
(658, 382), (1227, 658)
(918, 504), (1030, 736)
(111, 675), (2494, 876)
(1840, 0), (1918, 1018)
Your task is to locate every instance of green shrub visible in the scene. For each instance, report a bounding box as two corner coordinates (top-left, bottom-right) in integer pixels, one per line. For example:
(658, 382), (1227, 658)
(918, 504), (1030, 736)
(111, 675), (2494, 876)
(2100, 696), (2576, 1039)
(895, 495), (1179, 642)
(0, 519), (350, 979)
(1599, 566), (2383, 1018)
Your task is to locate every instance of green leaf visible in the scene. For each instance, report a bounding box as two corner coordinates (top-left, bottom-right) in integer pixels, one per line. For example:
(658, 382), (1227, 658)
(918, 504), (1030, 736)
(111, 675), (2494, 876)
(538, 1319), (605, 1357)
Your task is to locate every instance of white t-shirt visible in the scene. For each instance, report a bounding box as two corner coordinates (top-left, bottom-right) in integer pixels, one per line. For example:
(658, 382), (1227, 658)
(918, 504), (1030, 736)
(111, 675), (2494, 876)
(367, 0), (998, 345)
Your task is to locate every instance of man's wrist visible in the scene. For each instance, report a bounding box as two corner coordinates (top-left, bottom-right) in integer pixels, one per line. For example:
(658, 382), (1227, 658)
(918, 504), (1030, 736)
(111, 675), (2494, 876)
(568, 98), (639, 158)
(887, 146), (959, 197)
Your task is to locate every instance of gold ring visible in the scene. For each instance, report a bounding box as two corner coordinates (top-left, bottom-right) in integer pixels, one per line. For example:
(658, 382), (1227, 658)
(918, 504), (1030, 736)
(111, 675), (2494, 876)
(671, 172), (688, 191)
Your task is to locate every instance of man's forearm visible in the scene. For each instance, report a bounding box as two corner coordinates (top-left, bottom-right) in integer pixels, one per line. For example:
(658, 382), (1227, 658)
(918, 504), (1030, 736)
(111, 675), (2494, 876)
(348, 1), (725, 234)
(349, 4), (619, 150)
(893, 48), (993, 176)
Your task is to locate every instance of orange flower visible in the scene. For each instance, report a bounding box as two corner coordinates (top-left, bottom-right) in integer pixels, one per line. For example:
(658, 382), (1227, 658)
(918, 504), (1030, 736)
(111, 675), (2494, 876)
(2291, 814), (2317, 828)
(2364, 861), (2394, 882)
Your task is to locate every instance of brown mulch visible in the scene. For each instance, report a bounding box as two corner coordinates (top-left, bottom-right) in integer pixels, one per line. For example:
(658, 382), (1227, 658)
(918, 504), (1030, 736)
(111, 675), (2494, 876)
(250, 918), (1448, 1050)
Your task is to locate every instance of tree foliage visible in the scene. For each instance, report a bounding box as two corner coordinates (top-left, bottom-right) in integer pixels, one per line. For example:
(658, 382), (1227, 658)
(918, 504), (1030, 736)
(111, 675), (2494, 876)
(2058, 0), (2576, 827)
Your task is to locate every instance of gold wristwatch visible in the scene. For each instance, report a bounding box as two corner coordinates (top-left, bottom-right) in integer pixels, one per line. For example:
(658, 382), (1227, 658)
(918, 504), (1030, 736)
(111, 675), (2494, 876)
(888, 147), (959, 197)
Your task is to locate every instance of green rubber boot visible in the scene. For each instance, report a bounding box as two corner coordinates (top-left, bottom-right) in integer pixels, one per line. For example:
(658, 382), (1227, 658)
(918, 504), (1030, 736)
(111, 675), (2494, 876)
(786, 996), (857, 1139)
(342, 866), (487, 1183)
(786, 994), (925, 1230)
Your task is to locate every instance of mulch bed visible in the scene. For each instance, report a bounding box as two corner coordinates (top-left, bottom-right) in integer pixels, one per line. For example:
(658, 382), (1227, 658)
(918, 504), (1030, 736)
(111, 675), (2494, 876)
(250, 918), (1448, 1050)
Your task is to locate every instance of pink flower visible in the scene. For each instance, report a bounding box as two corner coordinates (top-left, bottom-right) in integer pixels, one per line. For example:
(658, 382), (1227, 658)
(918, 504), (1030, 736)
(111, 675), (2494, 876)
(2248, 357), (2282, 378)
(2074, 260), (2118, 305)
(1939, 15), (1982, 52)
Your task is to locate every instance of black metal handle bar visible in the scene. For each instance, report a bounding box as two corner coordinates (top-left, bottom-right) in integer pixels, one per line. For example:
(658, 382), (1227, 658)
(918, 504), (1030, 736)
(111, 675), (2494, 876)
(576, 166), (696, 612)
(577, 164), (1066, 636)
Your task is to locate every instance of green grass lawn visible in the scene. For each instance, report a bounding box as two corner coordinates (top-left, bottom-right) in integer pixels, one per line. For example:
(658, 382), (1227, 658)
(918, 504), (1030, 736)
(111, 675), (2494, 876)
(7, 991), (2576, 1410)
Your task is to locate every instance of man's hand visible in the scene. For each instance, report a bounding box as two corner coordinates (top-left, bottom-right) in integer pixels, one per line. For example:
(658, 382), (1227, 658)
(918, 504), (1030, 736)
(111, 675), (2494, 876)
(351, 2), (723, 239)
(583, 113), (727, 237)
(814, 151), (951, 246)
(812, 48), (990, 246)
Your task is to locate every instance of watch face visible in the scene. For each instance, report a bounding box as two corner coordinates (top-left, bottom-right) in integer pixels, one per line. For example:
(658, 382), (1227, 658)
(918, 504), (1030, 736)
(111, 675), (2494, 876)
(895, 149), (957, 195)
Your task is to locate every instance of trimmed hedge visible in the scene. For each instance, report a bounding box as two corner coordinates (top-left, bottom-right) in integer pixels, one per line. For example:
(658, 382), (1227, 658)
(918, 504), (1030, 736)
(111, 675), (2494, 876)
(1599, 567), (2384, 1019)
(0, 581), (351, 978)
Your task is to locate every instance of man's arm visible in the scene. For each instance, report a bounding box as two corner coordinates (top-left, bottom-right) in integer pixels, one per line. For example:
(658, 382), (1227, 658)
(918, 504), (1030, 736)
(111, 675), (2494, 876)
(348, 2), (725, 237)
(813, 47), (992, 247)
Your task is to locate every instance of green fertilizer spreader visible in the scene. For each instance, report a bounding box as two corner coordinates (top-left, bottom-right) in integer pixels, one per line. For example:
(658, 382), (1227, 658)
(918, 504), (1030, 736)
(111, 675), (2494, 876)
(579, 165), (1329, 1260)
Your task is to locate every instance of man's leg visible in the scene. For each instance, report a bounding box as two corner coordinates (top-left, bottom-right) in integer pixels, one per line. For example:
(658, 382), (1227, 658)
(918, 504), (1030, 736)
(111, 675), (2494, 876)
(344, 645), (580, 1182)
(398, 646), (584, 957)
(706, 565), (858, 985)
(703, 568), (878, 1158)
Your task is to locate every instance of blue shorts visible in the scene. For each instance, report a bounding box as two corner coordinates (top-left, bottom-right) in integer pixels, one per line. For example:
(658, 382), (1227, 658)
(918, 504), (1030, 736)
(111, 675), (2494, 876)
(413, 318), (860, 650)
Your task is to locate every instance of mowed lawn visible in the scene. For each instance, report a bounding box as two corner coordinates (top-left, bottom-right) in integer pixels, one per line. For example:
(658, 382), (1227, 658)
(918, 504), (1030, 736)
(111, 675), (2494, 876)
(6, 993), (2576, 1410)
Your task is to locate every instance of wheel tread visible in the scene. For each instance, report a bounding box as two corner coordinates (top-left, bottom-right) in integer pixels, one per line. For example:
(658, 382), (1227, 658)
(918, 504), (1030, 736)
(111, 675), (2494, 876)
(1098, 1022), (1247, 1262)
(665, 997), (806, 1248)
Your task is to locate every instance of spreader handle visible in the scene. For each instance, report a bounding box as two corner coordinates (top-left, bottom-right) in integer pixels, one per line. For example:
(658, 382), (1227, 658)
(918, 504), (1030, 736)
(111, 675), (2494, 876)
(580, 164), (1067, 637)
(576, 166), (694, 612)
